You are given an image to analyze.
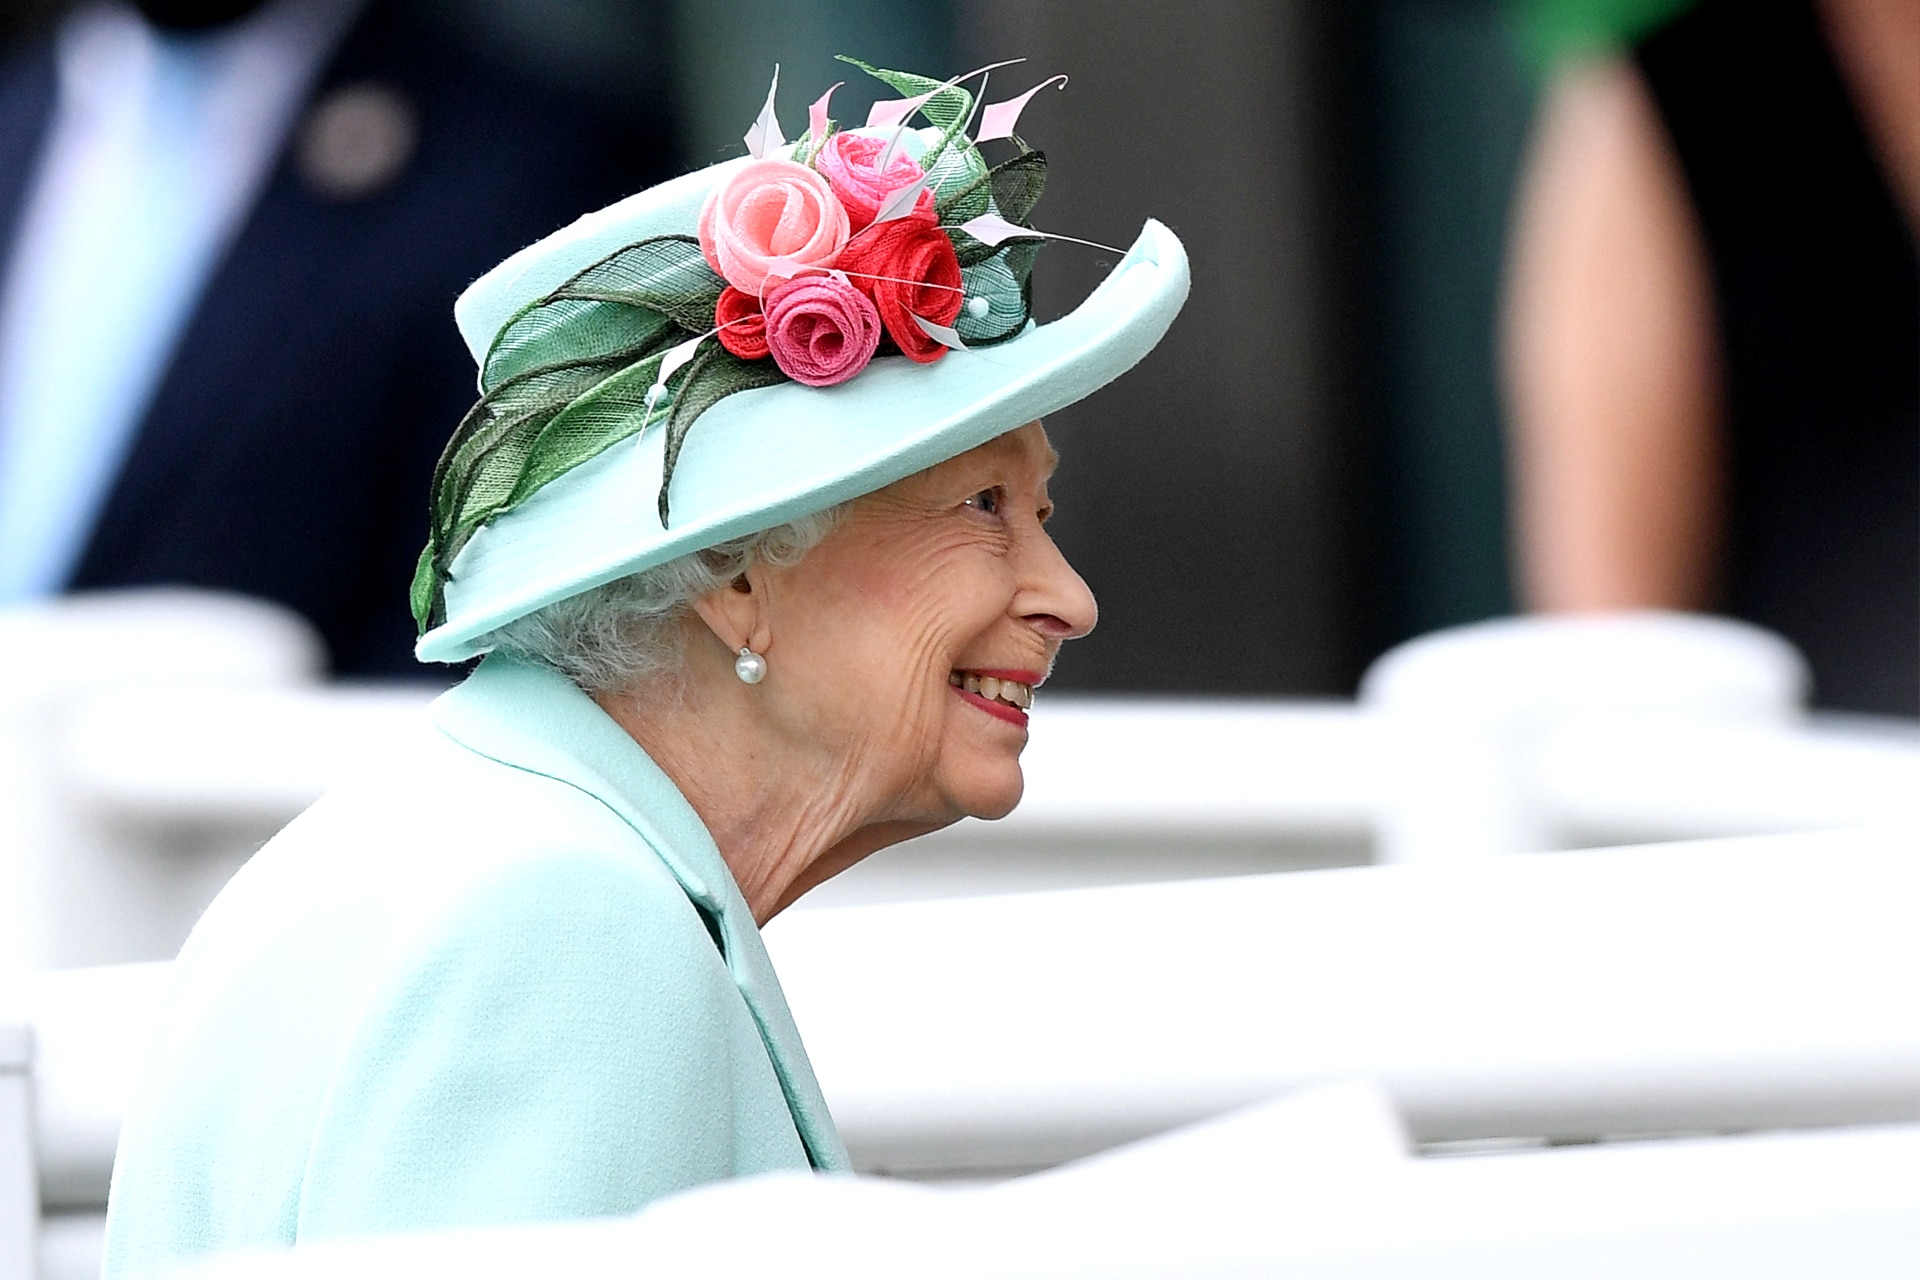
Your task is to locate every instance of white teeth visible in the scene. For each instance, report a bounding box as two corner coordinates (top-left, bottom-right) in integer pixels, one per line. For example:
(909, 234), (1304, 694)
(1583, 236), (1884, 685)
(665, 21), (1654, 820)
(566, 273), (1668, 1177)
(951, 671), (1035, 710)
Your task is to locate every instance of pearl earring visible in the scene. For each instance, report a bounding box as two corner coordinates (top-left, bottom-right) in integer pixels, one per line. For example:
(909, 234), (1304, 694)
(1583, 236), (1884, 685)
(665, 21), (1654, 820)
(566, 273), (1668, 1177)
(734, 646), (767, 684)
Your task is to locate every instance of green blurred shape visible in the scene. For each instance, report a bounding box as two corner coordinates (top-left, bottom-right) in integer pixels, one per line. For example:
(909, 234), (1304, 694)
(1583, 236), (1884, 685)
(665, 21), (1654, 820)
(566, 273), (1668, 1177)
(1511, 0), (1697, 67)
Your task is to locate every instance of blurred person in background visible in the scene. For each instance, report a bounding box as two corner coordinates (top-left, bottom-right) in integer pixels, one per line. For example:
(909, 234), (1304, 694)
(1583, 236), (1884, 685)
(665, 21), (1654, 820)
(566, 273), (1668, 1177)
(1502, 0), (1920, 715)
(0, 0), (672, 675)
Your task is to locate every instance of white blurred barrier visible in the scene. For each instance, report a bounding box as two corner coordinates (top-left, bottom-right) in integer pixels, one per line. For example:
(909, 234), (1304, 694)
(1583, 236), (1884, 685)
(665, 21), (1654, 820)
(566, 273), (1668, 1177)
(7, 829), (1919, 1276)
(0, 1011), (32, 1280)
(18, 965), (172, 1216)
(57, 686), (438, 829)
(768, 829), (1920, 1175)
(2, 963), (170, 1280)
(19, 608), (1918, 938)
(1538, 711), (1920, 844)
(0, 598), (1915, 965)
(169, 1097), (1920, 1278)
(1360, 612), (1814, 860)
(41, 680), (1920, 918)
(0, 591), (326, 971)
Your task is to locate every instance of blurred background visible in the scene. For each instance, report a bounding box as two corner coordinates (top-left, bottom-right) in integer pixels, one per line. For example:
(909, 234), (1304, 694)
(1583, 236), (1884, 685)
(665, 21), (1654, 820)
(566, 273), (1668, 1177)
(0, 0), (1908, 708)
(0, 0), (1653, 694)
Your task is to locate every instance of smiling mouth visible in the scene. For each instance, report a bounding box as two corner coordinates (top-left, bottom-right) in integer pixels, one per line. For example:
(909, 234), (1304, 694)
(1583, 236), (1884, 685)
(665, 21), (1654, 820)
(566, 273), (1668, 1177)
(949, 670), (1034, 710)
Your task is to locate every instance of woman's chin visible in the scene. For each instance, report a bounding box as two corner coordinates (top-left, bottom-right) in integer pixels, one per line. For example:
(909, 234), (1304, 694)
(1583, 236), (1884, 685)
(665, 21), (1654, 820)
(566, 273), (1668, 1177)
(945, 763), (1025, 822)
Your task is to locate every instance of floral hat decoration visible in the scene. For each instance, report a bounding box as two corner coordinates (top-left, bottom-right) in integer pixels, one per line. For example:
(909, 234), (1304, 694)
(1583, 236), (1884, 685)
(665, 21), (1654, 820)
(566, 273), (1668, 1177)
(413, 57), (1189, 664)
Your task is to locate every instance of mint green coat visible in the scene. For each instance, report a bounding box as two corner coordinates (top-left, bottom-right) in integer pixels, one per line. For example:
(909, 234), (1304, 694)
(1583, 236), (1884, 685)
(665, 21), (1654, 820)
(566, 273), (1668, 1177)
(102, 655), (849, 1277)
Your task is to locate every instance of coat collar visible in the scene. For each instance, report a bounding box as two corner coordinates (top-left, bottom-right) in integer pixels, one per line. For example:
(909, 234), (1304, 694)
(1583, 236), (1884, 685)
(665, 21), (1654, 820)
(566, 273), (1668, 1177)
(426, 652), (850, 1173)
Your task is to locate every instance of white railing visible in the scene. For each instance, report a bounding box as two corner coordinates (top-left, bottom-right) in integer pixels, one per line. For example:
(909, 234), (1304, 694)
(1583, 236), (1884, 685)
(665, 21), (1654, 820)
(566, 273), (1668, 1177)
(169, 1091), (1920, 1278)
(38, 681), (1920, 923)
(766, 828), (1920, 1175)
(9, 828), (1920, 1276)
(1536, 711), (1920, 844)
(5, 594), (1918, 969)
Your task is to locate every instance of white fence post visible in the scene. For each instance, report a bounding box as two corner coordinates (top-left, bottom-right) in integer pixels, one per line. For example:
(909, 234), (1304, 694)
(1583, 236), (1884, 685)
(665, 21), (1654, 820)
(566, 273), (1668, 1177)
(1361, 612), (1808, 862)
(0, 1007), (36, 1280)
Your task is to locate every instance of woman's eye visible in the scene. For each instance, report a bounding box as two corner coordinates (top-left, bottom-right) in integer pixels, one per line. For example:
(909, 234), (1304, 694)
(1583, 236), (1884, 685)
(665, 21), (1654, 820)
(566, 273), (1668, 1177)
(964, 488), (1000, 516)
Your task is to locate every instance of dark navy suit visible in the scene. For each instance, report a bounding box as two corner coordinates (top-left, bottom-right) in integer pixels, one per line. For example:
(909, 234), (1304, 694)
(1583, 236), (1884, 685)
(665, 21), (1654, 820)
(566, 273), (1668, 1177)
(0, 2), (673, 675)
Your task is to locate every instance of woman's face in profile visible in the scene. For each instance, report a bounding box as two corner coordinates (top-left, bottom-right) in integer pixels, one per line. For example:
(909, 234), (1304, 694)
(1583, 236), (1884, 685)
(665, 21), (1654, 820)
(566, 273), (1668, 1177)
(754, 421), (1096, 828)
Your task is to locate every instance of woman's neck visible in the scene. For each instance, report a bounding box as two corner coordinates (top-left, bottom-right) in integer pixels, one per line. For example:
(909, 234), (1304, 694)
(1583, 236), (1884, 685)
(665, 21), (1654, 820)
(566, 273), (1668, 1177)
(594, 679), (938, 925)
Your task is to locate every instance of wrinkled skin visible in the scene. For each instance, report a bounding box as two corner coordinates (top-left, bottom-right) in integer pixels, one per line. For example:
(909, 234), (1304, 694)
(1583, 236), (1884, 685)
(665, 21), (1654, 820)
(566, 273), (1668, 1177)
(598, 421), (1096, 921)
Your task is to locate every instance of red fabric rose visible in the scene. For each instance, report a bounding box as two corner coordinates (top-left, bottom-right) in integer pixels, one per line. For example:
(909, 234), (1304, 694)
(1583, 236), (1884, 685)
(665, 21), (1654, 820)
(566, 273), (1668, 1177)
(763, 273), (883, 387)
(836, 219), (965, 363)
(714, 286), (769, 360)
(814, 131), (936, 232)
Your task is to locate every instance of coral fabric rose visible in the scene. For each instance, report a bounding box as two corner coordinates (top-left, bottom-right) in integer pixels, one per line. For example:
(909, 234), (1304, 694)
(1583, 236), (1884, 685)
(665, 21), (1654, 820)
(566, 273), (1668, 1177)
(763, 273), (883, 387)
(698, 159), (850, 296)
(714, 287), (769, 360)
(836, 219), (965, 363)
(814, 131), (936, 231)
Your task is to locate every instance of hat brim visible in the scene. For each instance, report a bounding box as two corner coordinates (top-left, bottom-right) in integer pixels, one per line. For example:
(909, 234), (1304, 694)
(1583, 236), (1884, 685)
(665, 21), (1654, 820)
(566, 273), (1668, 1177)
(418, 212), (1189, 664)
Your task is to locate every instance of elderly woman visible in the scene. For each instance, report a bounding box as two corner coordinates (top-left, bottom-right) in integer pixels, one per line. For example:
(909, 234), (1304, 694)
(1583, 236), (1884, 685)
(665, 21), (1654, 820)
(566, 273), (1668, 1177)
(101, 59), (1187, 1276)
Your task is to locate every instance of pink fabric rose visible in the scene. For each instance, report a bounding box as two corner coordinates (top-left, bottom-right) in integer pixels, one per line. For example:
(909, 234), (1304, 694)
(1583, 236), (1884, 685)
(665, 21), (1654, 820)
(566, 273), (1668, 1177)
(698, 159), (850, 296)
(814, 131), (936, 232)
(763, 273), (883, 387)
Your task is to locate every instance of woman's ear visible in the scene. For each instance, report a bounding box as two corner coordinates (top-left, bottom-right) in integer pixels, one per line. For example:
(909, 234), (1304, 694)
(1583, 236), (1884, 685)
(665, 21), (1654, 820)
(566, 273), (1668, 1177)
(688, 560), (773, 656)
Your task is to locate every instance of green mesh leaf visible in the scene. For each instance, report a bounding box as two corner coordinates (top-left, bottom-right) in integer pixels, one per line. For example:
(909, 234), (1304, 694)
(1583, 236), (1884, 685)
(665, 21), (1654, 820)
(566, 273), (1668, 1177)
(549, 235), (725, 333)
(791, 121), (837, 168)
(483, 237), (722, 391)
(485, 299), (673, 388)
(658, 344), (787, 525)
(989, 149), (1047, 225)
(511, 347), (679, 508)
(434, 356), (630, 548)
(416, 353), (635, 628)
(437, 355), (642, 540)
(947, 150), (1046, 266)
(927, 142), (991, 225)
(955, 241), (1041, 345)
(409, 544), (440, 632)
(415, 345), (680, 632)
(413, 234), (745, 632)
(836, 55), (974, 135)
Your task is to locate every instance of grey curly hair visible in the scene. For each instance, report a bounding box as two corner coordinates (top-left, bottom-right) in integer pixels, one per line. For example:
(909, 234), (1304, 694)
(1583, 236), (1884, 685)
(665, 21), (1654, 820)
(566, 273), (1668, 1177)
(478, 506), (844, 693)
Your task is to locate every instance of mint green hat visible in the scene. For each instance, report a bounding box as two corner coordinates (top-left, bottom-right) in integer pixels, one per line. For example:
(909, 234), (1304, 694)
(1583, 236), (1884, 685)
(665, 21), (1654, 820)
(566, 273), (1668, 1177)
(413, 61), (1190, 665)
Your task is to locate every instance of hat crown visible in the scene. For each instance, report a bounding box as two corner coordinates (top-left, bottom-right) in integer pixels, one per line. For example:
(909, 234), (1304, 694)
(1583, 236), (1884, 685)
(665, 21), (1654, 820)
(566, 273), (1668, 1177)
(415, 60), (1190, 663)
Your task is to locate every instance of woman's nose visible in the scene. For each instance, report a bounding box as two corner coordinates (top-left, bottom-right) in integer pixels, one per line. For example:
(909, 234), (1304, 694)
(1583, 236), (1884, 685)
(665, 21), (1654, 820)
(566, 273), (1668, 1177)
(1019, 529), (1098, 641)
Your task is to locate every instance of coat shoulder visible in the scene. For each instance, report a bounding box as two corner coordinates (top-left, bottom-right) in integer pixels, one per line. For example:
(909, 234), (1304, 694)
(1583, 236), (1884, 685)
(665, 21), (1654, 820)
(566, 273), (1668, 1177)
(102, 724), (786, 1276)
